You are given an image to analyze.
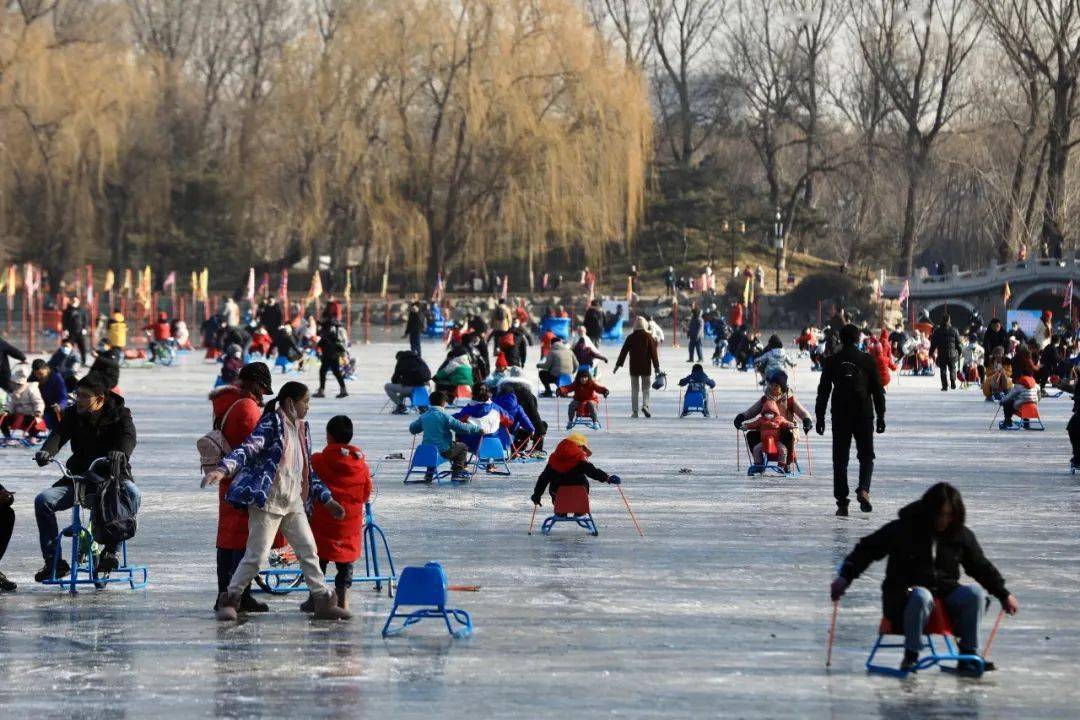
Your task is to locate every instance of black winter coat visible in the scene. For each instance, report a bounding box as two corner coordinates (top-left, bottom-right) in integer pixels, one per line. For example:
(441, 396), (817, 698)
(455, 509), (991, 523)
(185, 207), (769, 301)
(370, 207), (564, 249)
(839, 501), (1010, 628)
(983, 326), (1007, 354)
(258, 302), (283, 333)
(405, 310), (424, 337)
(0, 337), (26, 391)
(815, 345), (885, 422)
(929, 324), (962, 363)
(391, 351), (431, 386)
(531, 459), (609, 504)
(584, 308), (604, 338)
(62, 306), (89, 336)
(41, 392), (137, 479)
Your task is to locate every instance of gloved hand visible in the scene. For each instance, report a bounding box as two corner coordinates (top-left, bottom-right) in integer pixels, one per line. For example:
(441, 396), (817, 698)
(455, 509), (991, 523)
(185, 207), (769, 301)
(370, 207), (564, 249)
(607, 474), (622, 485)
(530, 494), (542, 507)
(802, 417), (813, 434)
(34, 450), (52, 467)
(815, 419), (825, 436)
(876, 418), (886, 434)
(733, 413), (746, 430)
(830, 576), (848, 602)
(107, 450), (128, 479)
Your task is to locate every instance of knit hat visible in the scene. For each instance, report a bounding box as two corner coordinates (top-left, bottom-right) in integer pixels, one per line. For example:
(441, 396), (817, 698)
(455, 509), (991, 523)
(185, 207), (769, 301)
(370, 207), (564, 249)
(11, 365), (28, 384)
(565, 432), (589, 447)
(238, 361), (273, 395)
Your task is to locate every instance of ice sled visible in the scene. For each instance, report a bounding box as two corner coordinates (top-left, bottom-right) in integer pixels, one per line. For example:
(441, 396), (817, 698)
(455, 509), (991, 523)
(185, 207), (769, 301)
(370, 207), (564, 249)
(382, 562), (473, 638)
(469, 435), (511, 476)
(403, 443), (455, 484)
(540, 485), (598, 536)
(998, 403), (1044, 431)
(739, 426), (801, 476)
(866, 599), (986, 678)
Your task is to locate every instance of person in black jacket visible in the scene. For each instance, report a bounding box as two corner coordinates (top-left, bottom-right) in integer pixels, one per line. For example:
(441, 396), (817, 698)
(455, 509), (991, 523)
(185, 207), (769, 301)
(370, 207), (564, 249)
(62, 296), (90, 364)
(32, 375), (140, 581)
(831, 483), (1019, 674)
(0, 335), (27, 392)
(257, 297), (283, 337)
(315, 320), (348, 399)
(929, 314), (963, 391)
(530, 433), (618, 507)
(584, 300), (604, 346)
(404, 303), (425, 357)
(0, 481), (14, 591)
(86, 343), (121, 391)
(48, 338), (80, 391)
(385, 350), (431, 413)
(815, 323), (886, 516)
(982, 318), (1007, 357)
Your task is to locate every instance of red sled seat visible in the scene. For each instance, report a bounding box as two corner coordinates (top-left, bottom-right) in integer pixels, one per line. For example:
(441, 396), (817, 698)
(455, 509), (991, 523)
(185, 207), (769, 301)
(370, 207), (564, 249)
(867, 598), (986, 677)
(541, 485), (598, 536)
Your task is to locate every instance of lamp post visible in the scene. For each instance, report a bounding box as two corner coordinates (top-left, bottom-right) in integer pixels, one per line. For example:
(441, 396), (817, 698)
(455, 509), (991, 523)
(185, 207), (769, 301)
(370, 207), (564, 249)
(773, 206), (785, 293)
(723, 220), (732, 275)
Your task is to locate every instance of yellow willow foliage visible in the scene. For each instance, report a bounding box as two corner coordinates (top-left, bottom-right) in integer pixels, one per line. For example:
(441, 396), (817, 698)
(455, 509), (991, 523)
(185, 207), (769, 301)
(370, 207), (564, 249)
(0, 6), (159, 269)
(256, 0), (650, 279)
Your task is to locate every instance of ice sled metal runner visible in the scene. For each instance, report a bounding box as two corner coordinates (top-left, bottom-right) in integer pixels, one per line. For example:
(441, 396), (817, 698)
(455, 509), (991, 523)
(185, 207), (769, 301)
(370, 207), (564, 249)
(40, 457), (149, 594)
(540, 485), (599, 536)
(738, 427), (801, 477)
(382, 562), (473, 638)
(865, 599), (985, 678)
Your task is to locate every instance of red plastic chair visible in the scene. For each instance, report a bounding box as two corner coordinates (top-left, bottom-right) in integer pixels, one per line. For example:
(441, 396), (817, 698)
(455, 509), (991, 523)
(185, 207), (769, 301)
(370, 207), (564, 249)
(866, 598), (985, 677)
(541, 485), (598, 536)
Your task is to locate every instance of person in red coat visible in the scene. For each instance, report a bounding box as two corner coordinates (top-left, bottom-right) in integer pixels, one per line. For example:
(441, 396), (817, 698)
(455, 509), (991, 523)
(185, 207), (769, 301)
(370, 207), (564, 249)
(210, 362), (276, 613)
(309, 415), (371, 611)
(869, 340), (898, 388)
(556, 367), (609, 428)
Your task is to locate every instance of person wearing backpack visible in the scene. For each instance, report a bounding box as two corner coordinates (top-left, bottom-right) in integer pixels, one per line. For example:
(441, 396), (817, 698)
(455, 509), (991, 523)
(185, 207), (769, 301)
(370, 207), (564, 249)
(32, 375), (140, 582)
(204, 362), (275, 613)
(929, 313), (963, 391)
(315, 319), (349, 399)
(815, 323), (886, 516)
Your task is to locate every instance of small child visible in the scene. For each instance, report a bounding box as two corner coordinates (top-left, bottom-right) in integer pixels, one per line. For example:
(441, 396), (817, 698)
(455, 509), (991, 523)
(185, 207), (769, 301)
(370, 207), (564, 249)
(742, 400), (796, 471)
(249, 325), (273, 357)
(530, 433), (619, 510)
(961, 336), (985, 385)
(556, 368), (609, 429)
(999, 375), (1038, 429)
(1, 365), (45, 441)
(678, 363), (716, 417)
(453, 384), (511, 454)
(308, 416), (372, 612)
(218, 345), (244, 387)
(408, 390), (479, 481)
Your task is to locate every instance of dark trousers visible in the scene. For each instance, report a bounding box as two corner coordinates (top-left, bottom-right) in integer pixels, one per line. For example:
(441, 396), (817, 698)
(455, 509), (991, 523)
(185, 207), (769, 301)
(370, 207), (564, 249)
(72, 334), (88, 364)
(832, 416), (875, 506)
(688, 338), (703, 362)
(440, 442), (468, 473)
(319, 355), (346, 393)
(0, 505), (13, 564)
(514, 422), (546, 452)
(319, 559), (354, 591)
(409, 333), (422, 357)
(538, 370), (558, 394)
(939, 361), (956, 390)
(216, 547), (257, 598)
(1069, 414), (1080, 464)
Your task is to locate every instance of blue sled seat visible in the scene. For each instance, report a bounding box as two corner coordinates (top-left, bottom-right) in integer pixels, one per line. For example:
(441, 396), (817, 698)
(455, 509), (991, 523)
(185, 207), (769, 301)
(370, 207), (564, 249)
(382, 562), (472, 638)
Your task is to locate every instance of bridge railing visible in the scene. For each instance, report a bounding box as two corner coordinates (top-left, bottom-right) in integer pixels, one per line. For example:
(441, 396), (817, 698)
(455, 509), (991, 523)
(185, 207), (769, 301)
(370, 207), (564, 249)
(881, 253), (1080, 297)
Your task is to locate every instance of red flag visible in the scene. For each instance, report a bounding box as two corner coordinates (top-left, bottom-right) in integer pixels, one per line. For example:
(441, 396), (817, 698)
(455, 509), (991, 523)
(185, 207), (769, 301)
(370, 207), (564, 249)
(897, 279), (910, 306)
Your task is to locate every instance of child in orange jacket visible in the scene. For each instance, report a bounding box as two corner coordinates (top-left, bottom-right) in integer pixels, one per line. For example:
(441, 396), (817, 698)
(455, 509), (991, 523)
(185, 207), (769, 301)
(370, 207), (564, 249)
(307, 415), (372, 612)
(742, 400), (796, 471)
(557, 367), (609, 429)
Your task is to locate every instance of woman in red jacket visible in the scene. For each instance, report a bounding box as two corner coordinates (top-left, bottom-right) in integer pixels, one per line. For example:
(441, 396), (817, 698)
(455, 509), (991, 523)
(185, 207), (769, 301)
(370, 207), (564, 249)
(556, 368), (609, 429)
(308, 415), (371, 611)
(210, 362), (275, 612)
(869, 339), (898, 388)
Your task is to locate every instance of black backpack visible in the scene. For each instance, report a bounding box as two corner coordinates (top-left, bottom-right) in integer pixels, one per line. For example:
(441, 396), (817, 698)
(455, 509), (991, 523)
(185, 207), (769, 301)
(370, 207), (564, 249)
(89, 472), (138, 546)
(834, 359), (868, 407)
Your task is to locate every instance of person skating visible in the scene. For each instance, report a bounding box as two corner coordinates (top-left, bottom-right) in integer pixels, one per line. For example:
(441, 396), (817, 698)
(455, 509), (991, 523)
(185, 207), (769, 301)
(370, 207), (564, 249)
(62, 296), (90, 364)
(614, 316), (660, 418)
(404, 303), (425, 357)
(202, 382), (351, 621)
(530, 433), (619, 509)
(734, 372), (811, 465)
(33, 375), (141, 580)
(998, 375), (1038, 429)
(678, 363), (716, 417)
(314, 320), (349, 399)
(205, 362), (275, 613)
(741, 400), (796, 472)
(385, 350), (431, 414)
(830, 483), (1019, 675)
(687, 308), (704, 363)
(929, 314), (962, 391)
(492, 378), (539, 454)
(556, 368), (608, 429)
(982, 318), (1007, 357)
(303, 415), (372, 613)
(815, 323), (886, 516)
(1069, 390), (1080, 471)
(0, 480), (12, 591)
(754, 334), (796, 384)
(408, 390), (480, 481)
(536, 336), (578, 397)
(584, 300), (604, 346)
(256, 296), (283, 337)
(496, 369), (547, 454)
(48, 338), (80, 391)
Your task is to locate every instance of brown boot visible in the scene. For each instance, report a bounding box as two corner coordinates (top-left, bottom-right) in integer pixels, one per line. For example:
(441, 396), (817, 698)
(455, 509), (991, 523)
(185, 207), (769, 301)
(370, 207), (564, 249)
(298, 593), (315, 613)
(312, 590), (352, 620)
(216, 592), (240, 621)
(336, 587), (349, 611)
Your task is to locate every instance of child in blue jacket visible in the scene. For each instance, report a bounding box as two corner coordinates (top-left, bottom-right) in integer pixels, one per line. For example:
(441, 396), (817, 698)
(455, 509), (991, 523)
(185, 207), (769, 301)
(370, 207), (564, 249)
(678, 363), (716, 417)
(408, 390), (479, 480)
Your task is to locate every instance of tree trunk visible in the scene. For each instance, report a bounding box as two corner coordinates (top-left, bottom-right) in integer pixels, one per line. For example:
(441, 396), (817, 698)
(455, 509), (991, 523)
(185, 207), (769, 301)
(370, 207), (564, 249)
(1040, 80), (1075, 259)
(899, 153), (923, 277)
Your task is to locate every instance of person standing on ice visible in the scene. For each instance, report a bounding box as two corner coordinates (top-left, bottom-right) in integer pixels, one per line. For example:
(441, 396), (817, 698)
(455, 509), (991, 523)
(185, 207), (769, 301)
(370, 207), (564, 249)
(404, 303), (424, 357)
(614, 316), (661, 418)
(830, 482), (1019, 675)
(202, 381), (351, 621)
(929, 314), (962, 391)
(815, 323), (885, 516)
(61, 296), (90, 365)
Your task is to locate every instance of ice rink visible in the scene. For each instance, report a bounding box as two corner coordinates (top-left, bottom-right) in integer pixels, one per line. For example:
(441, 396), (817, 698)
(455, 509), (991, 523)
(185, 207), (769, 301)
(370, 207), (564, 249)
(0, 336), (1077, 719)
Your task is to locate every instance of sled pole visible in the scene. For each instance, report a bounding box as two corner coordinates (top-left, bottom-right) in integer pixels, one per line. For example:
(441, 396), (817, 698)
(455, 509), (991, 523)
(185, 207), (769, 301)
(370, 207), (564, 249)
(407, 433), (417, 461)
(604, 395), (611, 431)
(617, 485), (645, 537)
(527, 505), (538, 535)
(448, 585), (481, 592)
(677, 389), (683, 417)
(988, 404), (1001, 431)
(379, 397), (392, 414)
(710, 389), (718, 420)
(736, 428), (740, 472)
(805, 431), (814, 476)
(826, 599), (839, 667)
(982, 608), (1005, 659)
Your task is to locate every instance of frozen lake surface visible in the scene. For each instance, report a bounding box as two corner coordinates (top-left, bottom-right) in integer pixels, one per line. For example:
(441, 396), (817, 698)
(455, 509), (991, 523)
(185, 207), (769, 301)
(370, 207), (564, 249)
(0, 335), (1077, 719)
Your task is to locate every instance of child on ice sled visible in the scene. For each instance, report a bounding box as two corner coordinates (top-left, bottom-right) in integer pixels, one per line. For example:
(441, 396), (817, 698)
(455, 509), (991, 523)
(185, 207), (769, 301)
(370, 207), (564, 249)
(741, 400), (796, 472)
(530, 433), (619, 509)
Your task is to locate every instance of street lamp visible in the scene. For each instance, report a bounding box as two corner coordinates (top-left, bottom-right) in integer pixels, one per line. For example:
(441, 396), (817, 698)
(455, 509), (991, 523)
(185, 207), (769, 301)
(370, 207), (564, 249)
(774, 206), (785, 293)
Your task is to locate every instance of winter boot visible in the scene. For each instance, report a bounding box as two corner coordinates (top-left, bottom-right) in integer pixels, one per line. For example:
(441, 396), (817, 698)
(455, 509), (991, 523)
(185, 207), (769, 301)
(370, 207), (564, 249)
(900, 650), (919, 672)
(312, 591), (352, 620)
(642, 407), (651, 418)
(336, 390), (349, 399)
(299, 593), (316, 613)
(856, 490), (873, 513)
(835, 504), (849, 517)
(336, 587), (349, 611)
(34, 557), (70, 583)
(313, 389), (326, 398)
(0, 572), (16, 592)
(216, 592), (240, 621)
(240, 590), (269, 613)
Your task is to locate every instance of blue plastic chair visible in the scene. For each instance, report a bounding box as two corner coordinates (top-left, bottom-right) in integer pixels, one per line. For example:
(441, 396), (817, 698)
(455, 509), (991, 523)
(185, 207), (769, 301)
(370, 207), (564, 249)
(681, 389), (708, 417)
(471, 435), (510, 476)
(404, 444), (453, 483)
(274, 354), (295, 374)
(557, 373), (574, 388)
(424, 306), (447, 338)
(382, 562), (473, 638)
(409, 386), (431, 413)
(601, 321), (624, 343)
(540, 316), (571, 341)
